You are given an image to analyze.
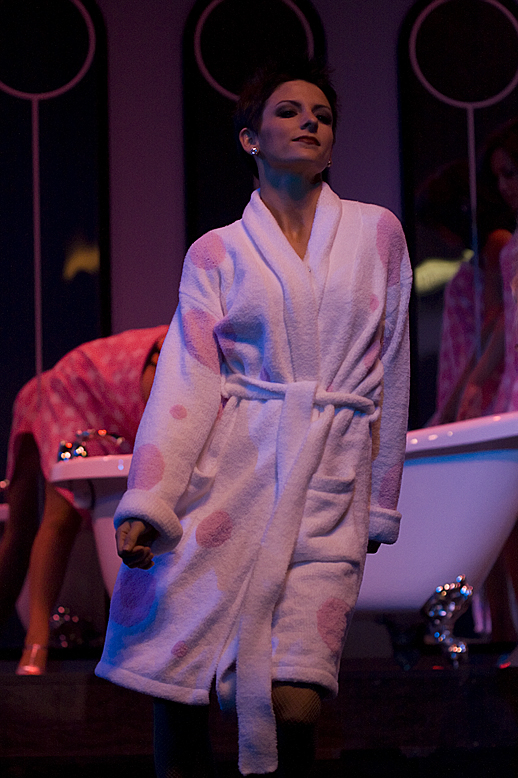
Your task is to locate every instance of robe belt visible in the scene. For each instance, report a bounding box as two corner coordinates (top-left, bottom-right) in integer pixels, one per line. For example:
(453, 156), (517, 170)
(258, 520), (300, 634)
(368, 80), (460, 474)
(222, 372), (377, 774)
(222, 372), (376, 416)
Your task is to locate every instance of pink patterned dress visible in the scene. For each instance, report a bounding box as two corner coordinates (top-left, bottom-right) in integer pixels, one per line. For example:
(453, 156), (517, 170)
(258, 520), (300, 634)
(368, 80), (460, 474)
(494, 230), (518, 412)
(6, 327), (168, 499)
(433, 261), (503, 423)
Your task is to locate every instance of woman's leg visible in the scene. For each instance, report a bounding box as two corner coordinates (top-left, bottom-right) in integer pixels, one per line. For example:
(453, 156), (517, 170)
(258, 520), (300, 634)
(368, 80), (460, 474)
(153, 699), (216, 778)
(17, 482), (83, 674)
(153, 685), (321, 777)
(0, 434), (41, 627)
(271, 682), (322, 778)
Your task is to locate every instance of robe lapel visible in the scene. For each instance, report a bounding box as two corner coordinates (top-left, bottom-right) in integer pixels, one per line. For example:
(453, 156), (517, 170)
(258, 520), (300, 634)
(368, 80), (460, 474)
(242, 183), (342, 382)
(305, 182), (342, 313)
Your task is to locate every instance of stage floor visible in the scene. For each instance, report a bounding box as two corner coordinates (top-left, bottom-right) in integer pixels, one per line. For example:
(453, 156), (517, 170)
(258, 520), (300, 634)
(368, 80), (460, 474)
(1, 651), (518, 776)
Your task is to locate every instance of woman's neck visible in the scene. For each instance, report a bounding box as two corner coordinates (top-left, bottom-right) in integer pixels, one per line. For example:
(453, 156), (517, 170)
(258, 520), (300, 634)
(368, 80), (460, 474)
(258, 172), (323, 259)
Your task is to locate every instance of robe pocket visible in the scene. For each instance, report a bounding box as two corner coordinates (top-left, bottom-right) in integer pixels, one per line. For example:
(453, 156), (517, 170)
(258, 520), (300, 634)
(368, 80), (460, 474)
(303, 472), (356, 537)
(175, 467), (215, 519)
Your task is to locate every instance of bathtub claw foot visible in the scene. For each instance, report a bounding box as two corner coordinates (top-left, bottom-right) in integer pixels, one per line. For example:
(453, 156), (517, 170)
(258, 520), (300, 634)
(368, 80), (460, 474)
(422, 575), (473, 667)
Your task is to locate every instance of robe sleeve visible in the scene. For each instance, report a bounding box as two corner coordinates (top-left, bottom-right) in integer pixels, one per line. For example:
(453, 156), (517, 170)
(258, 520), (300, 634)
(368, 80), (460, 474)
(113, 239), (225, 555)
(368, 212), (412, 544)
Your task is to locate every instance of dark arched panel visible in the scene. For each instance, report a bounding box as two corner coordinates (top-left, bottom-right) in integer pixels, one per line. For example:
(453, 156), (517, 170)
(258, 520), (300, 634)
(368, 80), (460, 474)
(0, 0), (109, 475)
(399, 0), (518, 427)
(183, 0), (327, 245)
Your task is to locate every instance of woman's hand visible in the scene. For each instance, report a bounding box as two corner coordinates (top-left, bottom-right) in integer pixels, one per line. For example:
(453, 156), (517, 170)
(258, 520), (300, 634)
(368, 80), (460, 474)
(116, 519), (159, 569)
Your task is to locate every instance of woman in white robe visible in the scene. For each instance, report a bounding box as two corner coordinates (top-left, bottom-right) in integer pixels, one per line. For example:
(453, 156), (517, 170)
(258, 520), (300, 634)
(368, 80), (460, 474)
(96, 61), (412, 777)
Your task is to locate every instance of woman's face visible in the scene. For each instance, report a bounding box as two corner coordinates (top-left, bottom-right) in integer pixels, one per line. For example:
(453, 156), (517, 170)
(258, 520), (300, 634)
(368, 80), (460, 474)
(491, 148), (518, 215)
(243, 80), (334, 177)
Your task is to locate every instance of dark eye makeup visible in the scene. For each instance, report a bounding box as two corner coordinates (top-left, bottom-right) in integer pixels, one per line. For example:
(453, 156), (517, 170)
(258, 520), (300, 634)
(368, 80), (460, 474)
(275, 104), (332, 125)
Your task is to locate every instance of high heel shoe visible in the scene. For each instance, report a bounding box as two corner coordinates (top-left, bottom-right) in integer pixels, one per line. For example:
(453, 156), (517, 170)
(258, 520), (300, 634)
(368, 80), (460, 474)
(16, 644), (48, 675)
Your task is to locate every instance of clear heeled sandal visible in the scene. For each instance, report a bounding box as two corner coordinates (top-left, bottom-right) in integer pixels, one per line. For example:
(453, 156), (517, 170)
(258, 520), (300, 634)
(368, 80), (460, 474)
(16, 643), (48, 675)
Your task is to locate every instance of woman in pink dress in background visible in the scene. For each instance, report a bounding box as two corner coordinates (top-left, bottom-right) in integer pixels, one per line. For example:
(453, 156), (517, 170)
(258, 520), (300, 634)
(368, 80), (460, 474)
(0, 326), (167, 674)
(435, 120), (518, 641)
(418, 160), (513, 426)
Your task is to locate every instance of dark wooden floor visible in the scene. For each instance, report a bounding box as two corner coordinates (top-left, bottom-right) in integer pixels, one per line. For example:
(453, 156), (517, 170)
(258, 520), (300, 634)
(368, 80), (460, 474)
(2, 649), (518, 777)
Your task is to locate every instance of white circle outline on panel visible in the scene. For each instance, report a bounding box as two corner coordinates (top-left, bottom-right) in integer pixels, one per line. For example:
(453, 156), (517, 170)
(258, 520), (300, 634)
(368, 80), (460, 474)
(194, 0), (315, 102)
(409, 0), (518, 109)
(0, 0), (96, 101)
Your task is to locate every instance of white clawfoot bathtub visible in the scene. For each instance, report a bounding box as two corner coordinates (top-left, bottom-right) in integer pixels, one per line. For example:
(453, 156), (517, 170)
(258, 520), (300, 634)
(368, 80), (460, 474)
(51, 454), (131, 596)
(358, 411), (518, 610)
(50, 411), (518, 609)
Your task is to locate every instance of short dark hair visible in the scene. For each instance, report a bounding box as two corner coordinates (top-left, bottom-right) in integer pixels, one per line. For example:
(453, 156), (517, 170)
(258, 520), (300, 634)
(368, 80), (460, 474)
(233, 58), (338, 176)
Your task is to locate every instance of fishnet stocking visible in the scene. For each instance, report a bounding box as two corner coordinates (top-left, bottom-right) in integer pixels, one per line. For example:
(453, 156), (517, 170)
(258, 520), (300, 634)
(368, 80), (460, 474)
(272, 683), (322, 778)
(153, 684), (323, 777)
(272, 683), (322, 726)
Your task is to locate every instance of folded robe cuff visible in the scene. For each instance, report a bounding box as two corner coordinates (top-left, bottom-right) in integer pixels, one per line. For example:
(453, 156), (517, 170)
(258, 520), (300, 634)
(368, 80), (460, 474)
(115, 489), (183, 555)
(368, 506), (401, 545)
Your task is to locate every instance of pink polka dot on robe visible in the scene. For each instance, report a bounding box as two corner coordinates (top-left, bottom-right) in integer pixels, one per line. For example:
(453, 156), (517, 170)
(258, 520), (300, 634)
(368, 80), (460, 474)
(128, 444), (165, 490)
(183, 309), (220, 374)
(172, 641), (189, 659)
(170, 404), (188, 420)
(317, 597), (351, 655)
(196, 511), (233, 548)
(378, 464), (403, 509)
(110, 567), (157, 627)
(189, 232), (226, 270)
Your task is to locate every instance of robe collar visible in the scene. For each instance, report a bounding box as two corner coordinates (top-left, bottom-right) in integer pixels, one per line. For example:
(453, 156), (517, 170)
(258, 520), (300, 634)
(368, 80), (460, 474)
(242, 183), (342, 381)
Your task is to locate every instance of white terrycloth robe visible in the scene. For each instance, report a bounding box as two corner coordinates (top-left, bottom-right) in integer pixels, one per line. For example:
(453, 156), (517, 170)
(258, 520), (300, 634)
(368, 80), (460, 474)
(96, 184), (412, 775)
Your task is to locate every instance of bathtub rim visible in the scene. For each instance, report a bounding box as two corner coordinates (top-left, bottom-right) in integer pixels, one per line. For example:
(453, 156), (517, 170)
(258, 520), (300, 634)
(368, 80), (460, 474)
(406, 410), (518, 455)
(51, 453), (132, 484)
(49, 411), (518, 484)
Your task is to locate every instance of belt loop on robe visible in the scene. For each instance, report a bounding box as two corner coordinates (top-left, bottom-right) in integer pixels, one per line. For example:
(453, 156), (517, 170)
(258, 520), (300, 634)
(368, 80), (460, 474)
(220, 373), (378, 774)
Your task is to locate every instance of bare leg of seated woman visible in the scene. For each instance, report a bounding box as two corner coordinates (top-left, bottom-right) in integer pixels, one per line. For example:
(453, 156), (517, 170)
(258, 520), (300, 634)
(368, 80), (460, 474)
(0, 434), (41, 628)
(17, 481), (83, 675)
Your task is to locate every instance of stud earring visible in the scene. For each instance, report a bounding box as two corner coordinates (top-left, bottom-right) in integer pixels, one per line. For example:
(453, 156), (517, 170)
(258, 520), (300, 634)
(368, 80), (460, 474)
(327, 159), (332, 168)
(250, 147), (259, 156)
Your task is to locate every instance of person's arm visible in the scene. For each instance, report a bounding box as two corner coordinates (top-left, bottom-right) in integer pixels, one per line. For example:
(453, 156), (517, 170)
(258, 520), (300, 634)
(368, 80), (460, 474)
(457, 313), (505, 420)
(369, 212), (413, 547)
(114, 235), (226, 557)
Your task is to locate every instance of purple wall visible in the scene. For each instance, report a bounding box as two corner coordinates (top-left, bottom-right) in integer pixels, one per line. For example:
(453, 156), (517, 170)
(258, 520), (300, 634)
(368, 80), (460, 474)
(97, 0), (416, 332)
